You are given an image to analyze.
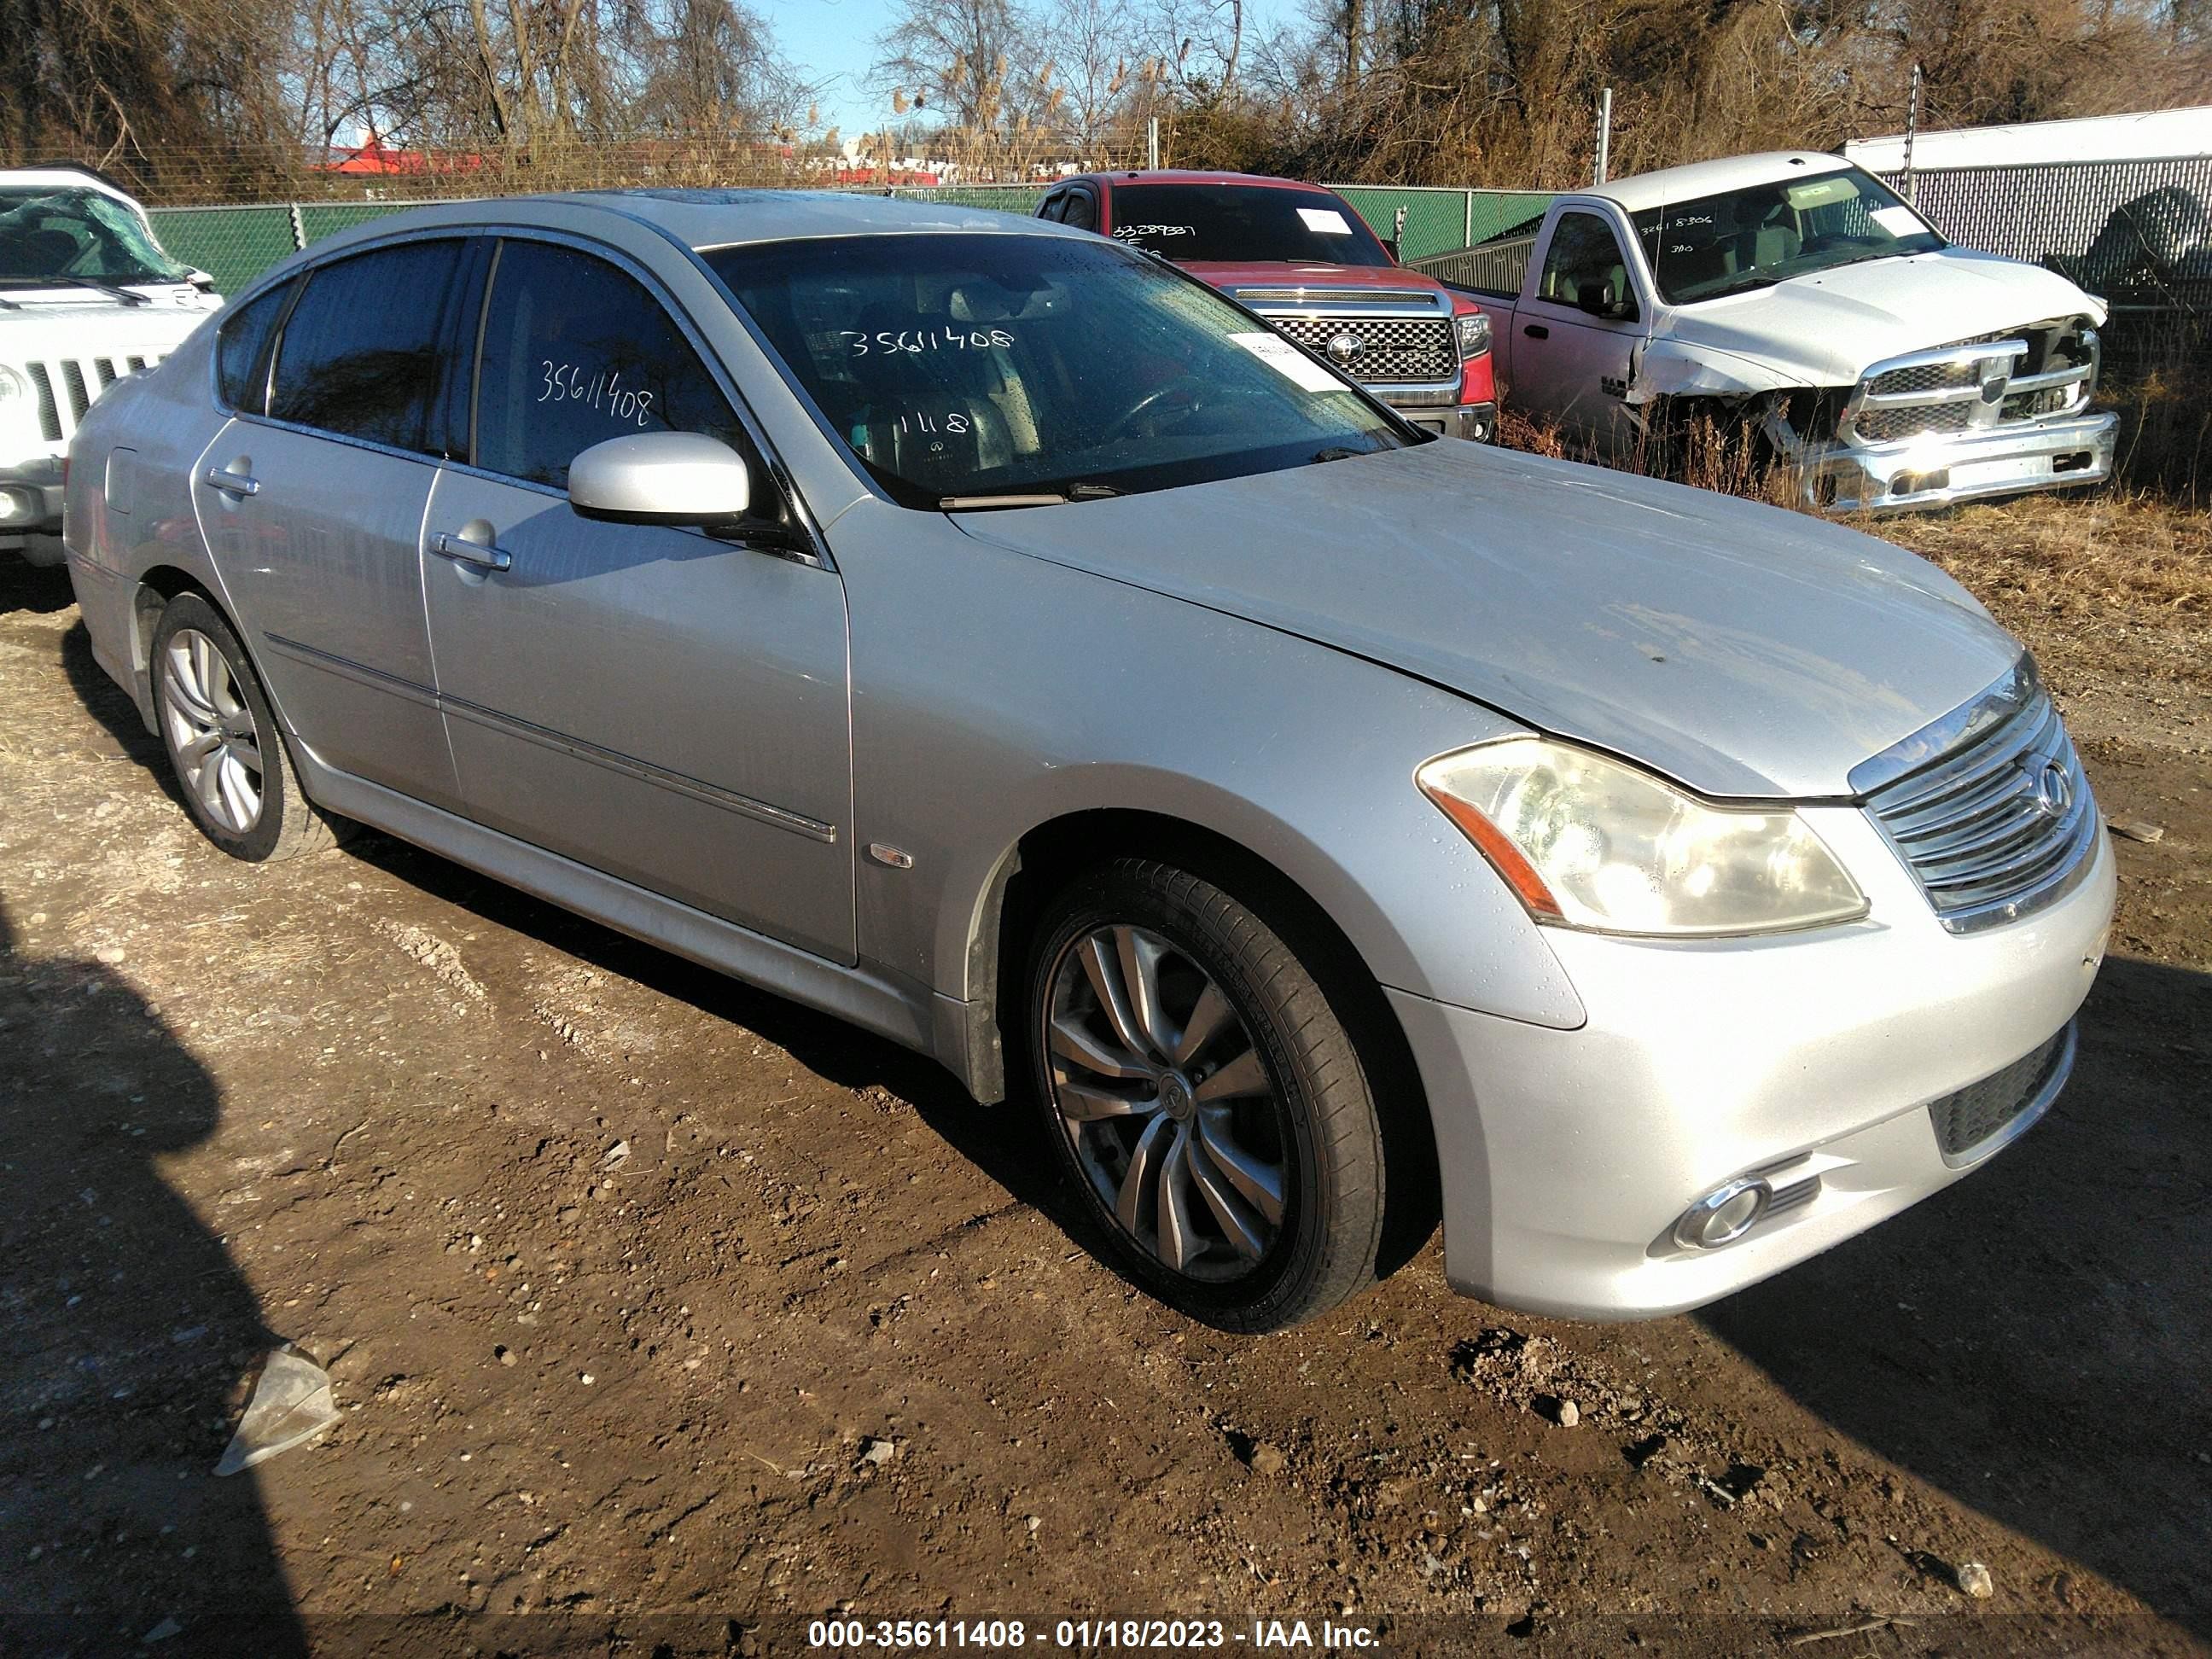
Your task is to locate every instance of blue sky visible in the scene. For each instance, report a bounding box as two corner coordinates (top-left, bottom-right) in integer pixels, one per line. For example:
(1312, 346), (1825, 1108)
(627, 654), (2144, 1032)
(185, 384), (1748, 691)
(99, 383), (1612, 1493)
(758, 0), (1302, 137)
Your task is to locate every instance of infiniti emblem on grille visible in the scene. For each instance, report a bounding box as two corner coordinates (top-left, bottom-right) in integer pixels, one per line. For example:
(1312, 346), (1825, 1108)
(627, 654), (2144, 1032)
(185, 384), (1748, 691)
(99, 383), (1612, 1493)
(1326, 332), (1365, 366)
(2026, 758), (2073, 819)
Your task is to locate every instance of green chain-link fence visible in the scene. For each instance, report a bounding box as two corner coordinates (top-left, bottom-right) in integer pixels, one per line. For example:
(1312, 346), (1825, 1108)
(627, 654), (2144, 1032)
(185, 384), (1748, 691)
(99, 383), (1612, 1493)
(147, 184), (1556, 297)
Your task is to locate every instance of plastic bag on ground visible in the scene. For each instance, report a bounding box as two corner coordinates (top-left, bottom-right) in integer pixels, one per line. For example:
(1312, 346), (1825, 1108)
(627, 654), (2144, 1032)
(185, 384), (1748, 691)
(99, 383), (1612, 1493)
(212, 1348), (339, 1476)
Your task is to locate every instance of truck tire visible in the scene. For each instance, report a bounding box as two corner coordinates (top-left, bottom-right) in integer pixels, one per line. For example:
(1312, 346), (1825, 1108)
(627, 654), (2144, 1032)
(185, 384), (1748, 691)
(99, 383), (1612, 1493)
(1025, 856), (1388, 1332)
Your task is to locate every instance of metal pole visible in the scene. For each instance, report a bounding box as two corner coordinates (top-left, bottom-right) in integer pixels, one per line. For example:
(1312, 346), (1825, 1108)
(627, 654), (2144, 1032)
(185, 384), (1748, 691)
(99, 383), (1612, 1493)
(1147, 115), (1159, 171)
(1593, 88), (1612, 186)
(1464, 189), (1473, 248)
(1902, 63), (1923, 206)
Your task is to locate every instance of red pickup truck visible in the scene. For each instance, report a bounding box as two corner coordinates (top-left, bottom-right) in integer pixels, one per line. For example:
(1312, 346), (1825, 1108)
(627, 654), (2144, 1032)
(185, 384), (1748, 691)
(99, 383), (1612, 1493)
(1035, 170), (1497, 441)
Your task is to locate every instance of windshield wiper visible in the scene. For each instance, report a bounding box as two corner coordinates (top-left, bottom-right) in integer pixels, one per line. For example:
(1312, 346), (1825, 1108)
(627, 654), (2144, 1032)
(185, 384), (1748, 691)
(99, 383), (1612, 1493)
(940, 481), (1122, 510)
(1312, 446), (1367, 463)
(0, 274), (153, 305)
(1691, 273), (1782, 302)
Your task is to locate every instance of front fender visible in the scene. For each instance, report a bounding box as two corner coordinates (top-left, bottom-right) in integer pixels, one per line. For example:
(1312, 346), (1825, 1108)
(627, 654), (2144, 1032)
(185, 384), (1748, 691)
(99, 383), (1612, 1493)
(830, 497), (1588, 1036)
(1628, 340), (1804, 405)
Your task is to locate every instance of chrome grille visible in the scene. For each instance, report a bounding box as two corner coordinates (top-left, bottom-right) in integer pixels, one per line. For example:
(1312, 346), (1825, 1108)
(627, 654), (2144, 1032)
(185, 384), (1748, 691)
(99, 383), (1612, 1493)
(1261, 313), (1457, 384)
(1866, 357), (1983, 399)
(1842, 320), (2098, 450)
(22, 354), (161, 443)
(1855, 661), (2098, 933)
(1928, 1026), (2072, 1164)
(1854, 402), (1974, 443)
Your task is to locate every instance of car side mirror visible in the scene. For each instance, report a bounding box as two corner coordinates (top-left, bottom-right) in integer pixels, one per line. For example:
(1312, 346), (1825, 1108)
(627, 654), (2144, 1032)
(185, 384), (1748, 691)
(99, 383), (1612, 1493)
(568, 431), (753, 528)
(187, 269), (218, 293)
(1575, 280), (1635, 323)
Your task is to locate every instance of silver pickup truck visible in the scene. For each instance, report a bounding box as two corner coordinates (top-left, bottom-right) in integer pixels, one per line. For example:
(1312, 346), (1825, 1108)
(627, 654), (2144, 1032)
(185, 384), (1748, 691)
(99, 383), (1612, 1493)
(1444, 151), (2119, 512)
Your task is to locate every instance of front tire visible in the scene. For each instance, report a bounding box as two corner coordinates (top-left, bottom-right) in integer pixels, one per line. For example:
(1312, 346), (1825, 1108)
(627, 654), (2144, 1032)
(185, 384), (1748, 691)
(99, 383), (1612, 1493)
(150, 592), (340, 862)
(1026, 857), (1387, 1331)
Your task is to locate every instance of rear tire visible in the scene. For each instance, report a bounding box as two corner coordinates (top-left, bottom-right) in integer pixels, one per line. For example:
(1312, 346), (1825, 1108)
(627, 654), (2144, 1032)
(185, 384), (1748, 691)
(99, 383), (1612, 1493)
(149, 592), (341, 862)
(1025, 857), (1387, 1331)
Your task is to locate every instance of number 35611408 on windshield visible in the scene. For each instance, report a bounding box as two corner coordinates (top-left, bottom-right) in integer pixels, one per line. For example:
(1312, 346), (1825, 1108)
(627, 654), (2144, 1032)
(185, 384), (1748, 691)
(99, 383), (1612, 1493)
(538, 360), (655, 426)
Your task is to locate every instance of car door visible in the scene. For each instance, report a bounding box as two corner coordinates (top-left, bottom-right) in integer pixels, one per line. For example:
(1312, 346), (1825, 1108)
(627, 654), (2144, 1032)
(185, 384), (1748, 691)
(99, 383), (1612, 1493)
(420, 234), (855, 963)
(194, 236), (469, 808)
(1505, 210), (1645, 457)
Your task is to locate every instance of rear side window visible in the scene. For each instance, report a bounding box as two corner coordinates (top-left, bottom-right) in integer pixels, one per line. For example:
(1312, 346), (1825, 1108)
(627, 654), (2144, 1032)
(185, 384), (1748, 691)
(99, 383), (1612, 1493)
(269, 240), (464, 451)
(473, 239), (744, 490)
(215, 279), (293, 414)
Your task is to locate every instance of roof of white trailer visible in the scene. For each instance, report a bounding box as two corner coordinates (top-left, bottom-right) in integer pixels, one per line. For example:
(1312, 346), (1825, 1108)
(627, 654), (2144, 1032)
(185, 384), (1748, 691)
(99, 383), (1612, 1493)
(1844, 105), (2212, 172)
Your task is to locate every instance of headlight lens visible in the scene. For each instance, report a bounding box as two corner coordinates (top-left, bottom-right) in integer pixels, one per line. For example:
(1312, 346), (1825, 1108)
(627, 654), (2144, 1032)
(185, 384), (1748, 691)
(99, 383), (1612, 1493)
(1417, 737), (1867, 935)
(1454, 311), (1492, 359)
(0, 364), (27, 403)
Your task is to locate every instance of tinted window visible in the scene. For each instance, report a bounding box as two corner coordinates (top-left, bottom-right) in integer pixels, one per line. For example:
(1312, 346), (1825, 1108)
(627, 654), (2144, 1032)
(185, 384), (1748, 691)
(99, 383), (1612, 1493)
(1062, 189), (1097, 232)
(1107, 184), (1390, 265)
(1537, 213), (1636, 319)
(474, 240), (744, 489)
(215, 279), (293, 413)
(1037, 194), (1066, 223)
(708, 233), (1411, 510)
(269, 241), (463, 450)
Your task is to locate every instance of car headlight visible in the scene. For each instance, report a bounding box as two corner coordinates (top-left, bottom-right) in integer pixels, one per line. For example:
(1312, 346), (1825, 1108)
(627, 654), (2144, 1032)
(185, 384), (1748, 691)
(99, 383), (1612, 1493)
(1454, 311), (1491, 359)
(0, 364), (27, 403)
(1417, 736), (1867, 936)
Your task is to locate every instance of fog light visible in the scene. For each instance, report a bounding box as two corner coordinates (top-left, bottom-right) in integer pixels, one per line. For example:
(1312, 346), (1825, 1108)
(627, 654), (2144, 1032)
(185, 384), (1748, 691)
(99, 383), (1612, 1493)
(1673, 1178), (1771, 1250)
(0, 486), (40, 523)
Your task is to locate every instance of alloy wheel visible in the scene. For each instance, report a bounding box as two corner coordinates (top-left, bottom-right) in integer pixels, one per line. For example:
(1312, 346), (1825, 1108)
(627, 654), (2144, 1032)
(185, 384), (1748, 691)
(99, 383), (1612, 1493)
(160, 628), (265, 835)
(1043, 924), (1290, 1281)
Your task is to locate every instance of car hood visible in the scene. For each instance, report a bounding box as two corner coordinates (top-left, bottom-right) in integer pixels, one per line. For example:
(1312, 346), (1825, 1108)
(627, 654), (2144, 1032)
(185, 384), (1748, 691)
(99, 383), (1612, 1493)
(1657, 247), (2108, 387)
(952, 441), (2021, 799)
(1178, 260), (1447, 297)
(0, 294), (214, 361)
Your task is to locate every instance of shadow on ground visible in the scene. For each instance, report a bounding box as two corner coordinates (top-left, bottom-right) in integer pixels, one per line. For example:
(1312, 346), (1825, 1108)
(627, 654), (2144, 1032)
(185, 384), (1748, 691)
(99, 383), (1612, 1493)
(0, 905), (311, 1653)
(1702, 954), (2212, 1635)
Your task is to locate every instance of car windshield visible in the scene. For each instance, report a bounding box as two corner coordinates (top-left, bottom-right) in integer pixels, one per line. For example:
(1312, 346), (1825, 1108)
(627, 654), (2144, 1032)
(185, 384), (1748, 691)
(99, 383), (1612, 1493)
(1630, 167), (1945, 306)
(1106, 184), (1394, 265)
(707, 232), (1415, 509)
(0, 186), (190, 287)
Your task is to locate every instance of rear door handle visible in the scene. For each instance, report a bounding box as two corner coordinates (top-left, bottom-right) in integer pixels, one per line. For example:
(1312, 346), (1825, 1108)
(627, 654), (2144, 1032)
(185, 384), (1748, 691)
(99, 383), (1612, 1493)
(1522, 324), (1550, 341)
(430, 531), (513, 573)
(202, 467), (259, 497)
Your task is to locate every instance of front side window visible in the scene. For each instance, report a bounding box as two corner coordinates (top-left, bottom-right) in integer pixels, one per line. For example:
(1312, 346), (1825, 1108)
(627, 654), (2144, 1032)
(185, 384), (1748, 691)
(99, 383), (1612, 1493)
(1104, 184), (1390, 265)
(269, 241), (463, 451)
(474, 239), (745, 489)
(1631, 166), (1945, 306)
(1537, 212), (1637, 320)
(0, 186), (190, 288)
(216, 279), (294, 414)
(707, 232), (1414, 509)
(1061, 189), (1097, 233)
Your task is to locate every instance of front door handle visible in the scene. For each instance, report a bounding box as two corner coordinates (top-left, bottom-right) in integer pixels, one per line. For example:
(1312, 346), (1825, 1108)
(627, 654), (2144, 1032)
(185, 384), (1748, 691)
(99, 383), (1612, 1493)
(430, 530), (513, 573)
(202, 467), (259, 497)
(1522, 324), (1550, 341)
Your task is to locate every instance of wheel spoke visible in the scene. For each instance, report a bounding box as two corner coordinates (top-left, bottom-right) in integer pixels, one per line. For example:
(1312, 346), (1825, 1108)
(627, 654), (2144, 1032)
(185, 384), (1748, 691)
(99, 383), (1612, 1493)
(1193, 1045), (1270, 1103)
(1050, 1012), (1150, 1081)
(1057, 1079), (1158, 1122)
(228, 732), (263, 777)
(1116, 1115), (1171, 1236)
(207, 656), (243, 719)
(217, 752), (259, 828)
(1196, 1109), (1285, 1225)
(1172, 981), (1234, 1068)
(1080, 932), (1159, 1067)
(191, 635), (218, 707)
(1186, 1133), (1269, 1258)
(194, 747), (228, 817)
(1114, 927), (1173, 1057)
(163, 656), (217, 725)
(1156, 1126), (1201, 1271)
(179, 728), (223, 760)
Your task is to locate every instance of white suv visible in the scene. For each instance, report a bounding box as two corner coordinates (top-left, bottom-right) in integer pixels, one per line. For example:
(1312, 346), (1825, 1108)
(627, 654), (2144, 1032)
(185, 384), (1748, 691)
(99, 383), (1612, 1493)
(1, 166), (223, 565)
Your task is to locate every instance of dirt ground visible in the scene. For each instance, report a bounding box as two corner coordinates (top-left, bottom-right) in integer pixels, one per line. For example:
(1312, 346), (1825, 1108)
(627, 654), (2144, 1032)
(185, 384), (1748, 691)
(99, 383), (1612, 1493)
(2, 498), (2208, 1657)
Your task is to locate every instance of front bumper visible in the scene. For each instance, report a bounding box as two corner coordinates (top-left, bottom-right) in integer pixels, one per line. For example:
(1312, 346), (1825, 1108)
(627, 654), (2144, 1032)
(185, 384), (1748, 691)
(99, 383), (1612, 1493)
(1381, 393), (1495, 442)
(2, 452), (67, 562)
(1796, 410), (2116, 514)
(1392, 804), (2116, 1319)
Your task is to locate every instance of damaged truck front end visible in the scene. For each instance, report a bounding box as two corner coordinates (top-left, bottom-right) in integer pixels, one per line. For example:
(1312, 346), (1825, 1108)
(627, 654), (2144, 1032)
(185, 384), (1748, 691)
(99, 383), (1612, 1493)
(1756, 317), (2116, 513)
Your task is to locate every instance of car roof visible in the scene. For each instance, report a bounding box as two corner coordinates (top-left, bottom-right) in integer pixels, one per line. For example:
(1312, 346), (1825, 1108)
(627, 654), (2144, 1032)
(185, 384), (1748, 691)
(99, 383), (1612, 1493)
(295, 187), (1093, 266)
(0, 166), (144, 208)
(1577, 151), (1854, 213)
(1072, 171), (1339, 193)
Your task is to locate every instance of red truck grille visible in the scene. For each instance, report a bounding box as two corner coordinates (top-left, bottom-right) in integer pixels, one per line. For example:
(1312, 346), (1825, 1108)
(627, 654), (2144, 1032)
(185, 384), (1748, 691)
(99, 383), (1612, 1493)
(1262, 314), (1457, 385)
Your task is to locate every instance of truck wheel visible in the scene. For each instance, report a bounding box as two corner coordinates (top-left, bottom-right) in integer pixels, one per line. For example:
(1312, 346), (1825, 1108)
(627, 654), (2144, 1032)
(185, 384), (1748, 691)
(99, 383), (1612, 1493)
(1026, 857), (1387, 1332)
(150, 592), (342, 862)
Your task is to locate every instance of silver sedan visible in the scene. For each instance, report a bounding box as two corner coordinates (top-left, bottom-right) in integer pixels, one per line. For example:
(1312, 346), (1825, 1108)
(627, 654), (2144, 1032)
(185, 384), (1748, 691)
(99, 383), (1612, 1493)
(62, 192), (2114, 1330)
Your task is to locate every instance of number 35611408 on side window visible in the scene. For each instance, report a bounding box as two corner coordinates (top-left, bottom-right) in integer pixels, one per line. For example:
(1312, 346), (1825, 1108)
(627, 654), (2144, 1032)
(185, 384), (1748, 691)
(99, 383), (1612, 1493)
(61, 193), (2111, 1331)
